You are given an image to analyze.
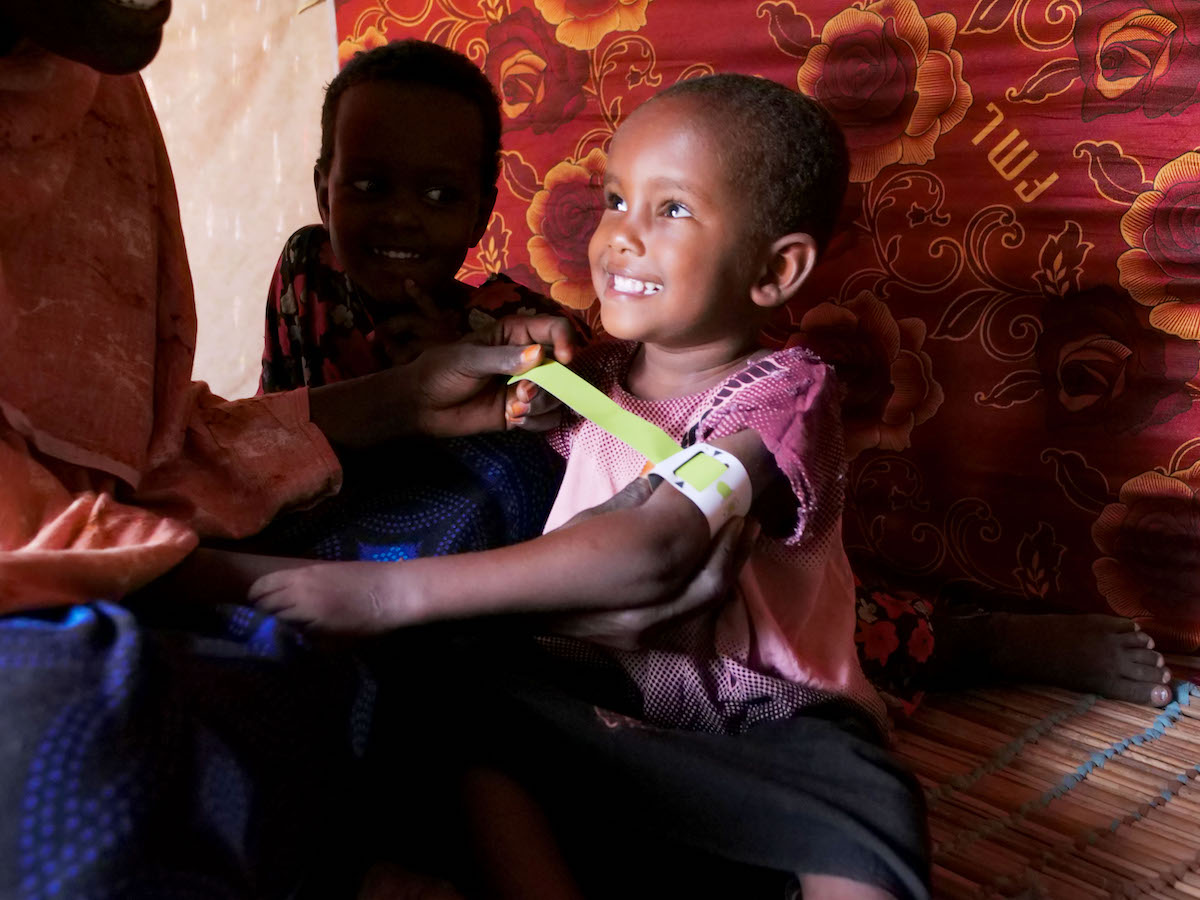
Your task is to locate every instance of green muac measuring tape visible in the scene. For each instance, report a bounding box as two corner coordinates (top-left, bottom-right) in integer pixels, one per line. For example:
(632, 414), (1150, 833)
(510, 361), (751, 535)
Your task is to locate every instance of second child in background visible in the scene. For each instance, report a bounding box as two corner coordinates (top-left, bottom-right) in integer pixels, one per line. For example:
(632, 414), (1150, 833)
(256, 38), (569, 561)
(260, 38), (567, 392)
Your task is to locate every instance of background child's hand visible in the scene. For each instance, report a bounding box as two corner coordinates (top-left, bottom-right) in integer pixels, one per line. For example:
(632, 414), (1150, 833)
(375, 278), (464, 365)
(249, 561), (428, 635)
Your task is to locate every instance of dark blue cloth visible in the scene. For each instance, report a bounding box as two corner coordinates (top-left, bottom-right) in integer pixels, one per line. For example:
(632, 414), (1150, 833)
(0, 429), (561, 899)
(0, 602), (369, 900)
(250, 430), (564, 562)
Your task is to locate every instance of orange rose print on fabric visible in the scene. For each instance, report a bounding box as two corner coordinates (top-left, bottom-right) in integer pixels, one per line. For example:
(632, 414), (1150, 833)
(1035, 286), (1199, 433)
(527, 148), (606, 309)
(536, 0), (651, 51)
(790, 292), (943, 459)
(338, 24), (388, 68)
(796, 0), (972, 183)
(1118, 151), (1200, 339)
(1074, 0), (1200, 122)
(1093, 463), (1200, 650)
(484, 8), (590, 134)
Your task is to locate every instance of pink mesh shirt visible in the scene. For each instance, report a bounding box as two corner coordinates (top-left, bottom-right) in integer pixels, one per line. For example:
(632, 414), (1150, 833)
(543, 340), (886, 734)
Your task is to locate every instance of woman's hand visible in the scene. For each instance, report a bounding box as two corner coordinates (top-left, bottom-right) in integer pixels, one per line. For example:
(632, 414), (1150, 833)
(409, 313), (576, 437)
(542, 479), (759, 649)
(308, 313), (579, 446)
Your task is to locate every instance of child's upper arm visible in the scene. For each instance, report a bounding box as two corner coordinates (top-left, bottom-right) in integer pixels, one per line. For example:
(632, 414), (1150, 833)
(697, 350), (846, 544)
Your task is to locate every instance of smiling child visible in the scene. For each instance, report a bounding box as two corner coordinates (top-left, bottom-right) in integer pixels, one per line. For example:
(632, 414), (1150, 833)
(254, 74), (930, 899)
(261, 39), (560, 392)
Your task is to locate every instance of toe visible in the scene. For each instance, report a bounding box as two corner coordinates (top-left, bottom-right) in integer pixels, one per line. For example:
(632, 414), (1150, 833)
(1119, 661), (1170, 685)
(1119, 628), (1154, 649)
(1083, 614), (1139, 634)
(1105, 677), (1172, 706)
(1123, 648), (1165, 671)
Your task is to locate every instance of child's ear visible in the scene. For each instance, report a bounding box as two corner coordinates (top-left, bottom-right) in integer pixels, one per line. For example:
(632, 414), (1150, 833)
(749, 232), (818, 309)
(470, 186), (498, 246)
(314, 166), (331, 229)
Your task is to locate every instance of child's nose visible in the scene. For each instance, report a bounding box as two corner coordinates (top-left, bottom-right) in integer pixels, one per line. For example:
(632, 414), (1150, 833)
(383, 200), (422, 228)
(607, 216), (643, 254)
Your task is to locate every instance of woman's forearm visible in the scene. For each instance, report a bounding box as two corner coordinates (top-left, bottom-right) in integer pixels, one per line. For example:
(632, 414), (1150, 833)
(308, 368), (418, 449)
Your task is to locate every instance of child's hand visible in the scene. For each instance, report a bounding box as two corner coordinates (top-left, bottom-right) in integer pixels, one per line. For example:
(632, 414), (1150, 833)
(504, 378), (564, 432)
(249, 561), (427, 635)
(480, 312), (576, 431)
(375, 278), (463, 365)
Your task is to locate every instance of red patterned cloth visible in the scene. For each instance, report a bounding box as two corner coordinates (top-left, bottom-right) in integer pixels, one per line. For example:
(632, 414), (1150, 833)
(334, 0), (1200, 653)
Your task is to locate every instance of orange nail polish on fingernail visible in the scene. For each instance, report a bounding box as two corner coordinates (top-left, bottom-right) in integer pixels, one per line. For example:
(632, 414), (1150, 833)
(507, 401), (530, 417)
(521, 345), (541, 364)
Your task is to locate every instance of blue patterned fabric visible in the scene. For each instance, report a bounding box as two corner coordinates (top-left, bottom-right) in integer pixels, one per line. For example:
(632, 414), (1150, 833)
(0, 601), (370, 900)
(250, 430), (563, 562)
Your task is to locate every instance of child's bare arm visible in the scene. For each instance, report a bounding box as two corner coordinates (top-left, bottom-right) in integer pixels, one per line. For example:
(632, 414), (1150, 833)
(248, 429), (779, 634)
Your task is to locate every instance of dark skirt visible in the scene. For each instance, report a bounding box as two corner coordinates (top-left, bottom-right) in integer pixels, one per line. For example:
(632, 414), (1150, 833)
(366, 635), (932, 900)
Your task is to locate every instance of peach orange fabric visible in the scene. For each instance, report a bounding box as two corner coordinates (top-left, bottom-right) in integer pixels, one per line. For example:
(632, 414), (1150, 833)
(0, 47), (341, 613)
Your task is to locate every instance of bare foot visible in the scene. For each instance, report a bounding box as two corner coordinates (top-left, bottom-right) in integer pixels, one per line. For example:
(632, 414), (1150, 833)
(940, 613), (1172, 707)
(358, 863), (465, 900)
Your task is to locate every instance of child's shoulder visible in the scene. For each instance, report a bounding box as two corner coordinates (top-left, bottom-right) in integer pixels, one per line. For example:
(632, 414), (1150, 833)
(699, 346), (840, 433)
(278, 224), (337, 273)
(718, 345), (835, 399)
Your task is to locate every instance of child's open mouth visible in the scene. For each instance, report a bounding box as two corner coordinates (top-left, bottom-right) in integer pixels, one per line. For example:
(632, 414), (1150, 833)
(611, 274), (663, 296)
(373, 248), (420, 261)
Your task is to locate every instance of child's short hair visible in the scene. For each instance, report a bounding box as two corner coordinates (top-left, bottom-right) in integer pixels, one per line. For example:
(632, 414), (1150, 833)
(317, 39), (503, 189)
(652, 74), (849, 254)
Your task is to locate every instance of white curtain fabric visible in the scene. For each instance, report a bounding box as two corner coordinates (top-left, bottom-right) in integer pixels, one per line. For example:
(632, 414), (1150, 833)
(144, 1), (336, 399)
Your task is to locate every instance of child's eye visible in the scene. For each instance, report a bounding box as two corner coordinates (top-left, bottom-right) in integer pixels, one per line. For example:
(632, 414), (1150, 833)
(664, 202), (692, 219)
(605, 192), (626, 212)
(425, 187), (460, 204)
(351, 179), (381, 193)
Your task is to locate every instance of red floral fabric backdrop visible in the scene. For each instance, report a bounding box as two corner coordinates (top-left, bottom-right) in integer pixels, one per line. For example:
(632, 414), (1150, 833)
(334, 0), (1200, 652)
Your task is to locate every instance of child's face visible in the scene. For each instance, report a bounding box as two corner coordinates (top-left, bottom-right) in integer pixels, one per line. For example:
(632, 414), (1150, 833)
(588, 96), (762, 350)
(318, 80), (494, 307)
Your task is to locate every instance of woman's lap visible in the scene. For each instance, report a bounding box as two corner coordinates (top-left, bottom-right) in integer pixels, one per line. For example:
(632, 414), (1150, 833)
(0, 601), (368, 900)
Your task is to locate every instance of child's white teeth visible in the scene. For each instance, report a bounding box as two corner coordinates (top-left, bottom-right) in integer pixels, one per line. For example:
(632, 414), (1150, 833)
(613, 274), (662, 295)
(375, 248), (418, 260)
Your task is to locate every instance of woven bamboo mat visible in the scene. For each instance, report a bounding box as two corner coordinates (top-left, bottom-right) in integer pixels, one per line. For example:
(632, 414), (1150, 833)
(891, 675), (1200, 899)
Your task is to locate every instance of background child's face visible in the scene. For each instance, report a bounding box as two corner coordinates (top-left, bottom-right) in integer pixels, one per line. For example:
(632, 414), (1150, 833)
(317, 80), (493, 307)
(588, 97), (762, 350)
